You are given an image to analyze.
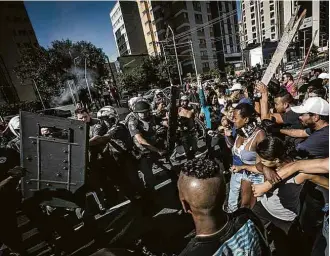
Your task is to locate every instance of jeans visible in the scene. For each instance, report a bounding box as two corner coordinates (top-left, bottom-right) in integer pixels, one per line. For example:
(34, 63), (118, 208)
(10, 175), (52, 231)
(227, 172), (244, 212)
(227, 171), (264, 213)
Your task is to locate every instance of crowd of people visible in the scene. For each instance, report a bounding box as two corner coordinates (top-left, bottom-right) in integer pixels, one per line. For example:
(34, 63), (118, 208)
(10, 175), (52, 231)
(0, 67), (329, 256)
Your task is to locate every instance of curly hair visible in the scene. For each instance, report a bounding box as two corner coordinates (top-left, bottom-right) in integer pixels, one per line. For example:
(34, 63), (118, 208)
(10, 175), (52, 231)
(181, 158), (220, 179)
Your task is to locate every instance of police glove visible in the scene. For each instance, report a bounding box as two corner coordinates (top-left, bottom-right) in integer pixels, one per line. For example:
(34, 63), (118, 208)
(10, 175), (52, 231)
(7, 166), (27, 179)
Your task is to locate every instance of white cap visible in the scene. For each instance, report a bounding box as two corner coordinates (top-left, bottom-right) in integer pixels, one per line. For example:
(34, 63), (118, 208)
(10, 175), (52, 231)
(180, 95), (189, 101)
(229, 83), (243, 91)
(291, 97), (329, 116)
(318, 73), (329, 79)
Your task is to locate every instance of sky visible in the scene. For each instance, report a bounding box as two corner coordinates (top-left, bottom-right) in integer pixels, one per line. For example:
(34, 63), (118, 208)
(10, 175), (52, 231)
(24, 1), (119, 61)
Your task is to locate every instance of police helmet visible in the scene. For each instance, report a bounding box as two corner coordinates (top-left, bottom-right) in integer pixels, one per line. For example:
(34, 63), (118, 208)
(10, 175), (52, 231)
(97, 106), (119, 122)
(133, 100), (150, 113)
(8, 116), (20, 137)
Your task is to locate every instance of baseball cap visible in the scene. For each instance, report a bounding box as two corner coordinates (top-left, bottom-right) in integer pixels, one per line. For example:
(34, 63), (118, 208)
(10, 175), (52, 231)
(291, 97), (329, 116)
(318, 73), (329, 79)
(229, 83), (243, 91)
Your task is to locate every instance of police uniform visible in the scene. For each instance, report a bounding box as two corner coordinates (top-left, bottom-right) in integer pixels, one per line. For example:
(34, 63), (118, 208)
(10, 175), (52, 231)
(127, 114), (157, 189)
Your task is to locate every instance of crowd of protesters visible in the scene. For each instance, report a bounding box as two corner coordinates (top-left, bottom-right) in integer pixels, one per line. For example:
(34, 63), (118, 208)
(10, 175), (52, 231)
(0, 66), (329, 256)
(175, 68), (329, 256)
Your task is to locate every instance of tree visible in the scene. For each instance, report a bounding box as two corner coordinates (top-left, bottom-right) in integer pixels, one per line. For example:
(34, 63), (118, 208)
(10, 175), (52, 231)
(15, 39), (108, 106)
(117, 55), (178, 91)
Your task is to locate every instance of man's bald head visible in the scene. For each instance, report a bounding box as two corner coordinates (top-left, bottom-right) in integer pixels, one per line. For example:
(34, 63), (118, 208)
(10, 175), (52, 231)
(177, 158), (226, 217)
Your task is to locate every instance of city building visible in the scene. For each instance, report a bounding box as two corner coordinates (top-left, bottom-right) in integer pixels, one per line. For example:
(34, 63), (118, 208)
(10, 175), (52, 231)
(143, 1), (217, 75)
(240, 0), (281, 50)
(240, 0), (329, 63)
(210, 1), (242, 69)
(0, 1), (37, 104)
(110, 1), (147, 57)
(136, 0), (161, 56)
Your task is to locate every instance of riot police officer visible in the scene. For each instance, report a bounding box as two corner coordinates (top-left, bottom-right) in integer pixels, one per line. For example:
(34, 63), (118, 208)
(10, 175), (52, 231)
(127, 100), (165, 190)
(91, 106), (143, 199)
(178, 95), (198, 160)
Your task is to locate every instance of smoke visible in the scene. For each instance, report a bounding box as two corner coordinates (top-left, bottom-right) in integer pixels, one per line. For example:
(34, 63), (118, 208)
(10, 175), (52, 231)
(51, 67), (98, 107)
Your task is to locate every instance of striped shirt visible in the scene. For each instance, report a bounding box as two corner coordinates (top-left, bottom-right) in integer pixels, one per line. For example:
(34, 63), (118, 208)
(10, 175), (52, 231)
(179, 209), (270, 256)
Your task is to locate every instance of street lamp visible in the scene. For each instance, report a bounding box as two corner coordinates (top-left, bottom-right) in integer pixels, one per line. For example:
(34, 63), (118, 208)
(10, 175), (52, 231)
(166, 25), (183, 87)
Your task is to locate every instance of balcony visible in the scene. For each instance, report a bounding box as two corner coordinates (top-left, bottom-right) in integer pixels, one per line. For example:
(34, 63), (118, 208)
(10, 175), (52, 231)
(174, 12), (189, 27)
(201, 55), (208, 60)
(171, 1), (187, 15)
(199, 43), (207, 49)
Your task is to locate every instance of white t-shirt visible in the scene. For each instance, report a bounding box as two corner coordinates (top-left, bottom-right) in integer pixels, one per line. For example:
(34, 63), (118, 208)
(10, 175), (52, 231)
(260, 176), (303, 221)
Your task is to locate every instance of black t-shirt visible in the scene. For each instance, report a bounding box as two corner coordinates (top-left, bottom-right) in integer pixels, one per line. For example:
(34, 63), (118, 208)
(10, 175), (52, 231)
(179, 209), (270, 256)
(280, 110), (302, 129)
(296, 125), (329, 159)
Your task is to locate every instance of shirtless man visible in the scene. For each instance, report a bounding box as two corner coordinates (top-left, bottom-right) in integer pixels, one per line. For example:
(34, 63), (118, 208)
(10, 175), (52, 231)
(178, 95), (197, 160)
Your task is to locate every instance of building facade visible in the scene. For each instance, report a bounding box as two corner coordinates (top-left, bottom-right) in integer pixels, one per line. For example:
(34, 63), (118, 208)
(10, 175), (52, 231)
(0, 1), (37, 104)
(210, 1), (242, 69)
(141, 1), (217, 75)
(110, 1), (147, 57)
(136, 0), (161, 56)
(240, 0), (281, 50)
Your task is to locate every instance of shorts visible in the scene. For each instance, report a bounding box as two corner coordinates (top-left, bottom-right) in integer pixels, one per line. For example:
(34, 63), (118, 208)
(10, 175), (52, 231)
(241, 171), (264, 185)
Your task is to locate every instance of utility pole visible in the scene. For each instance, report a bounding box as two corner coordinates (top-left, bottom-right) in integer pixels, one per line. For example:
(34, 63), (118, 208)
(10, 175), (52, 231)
(84, 58), (93, 103)
(166, 25), (183, 87)
(159, 42), (173, 85)
(32, 79), (45, 110)
(106, 55), (117, 88)
(189, 40), (198, 80)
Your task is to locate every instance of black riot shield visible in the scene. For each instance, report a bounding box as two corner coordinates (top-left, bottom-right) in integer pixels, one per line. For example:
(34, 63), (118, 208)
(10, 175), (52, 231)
(20, 111), (88, 202)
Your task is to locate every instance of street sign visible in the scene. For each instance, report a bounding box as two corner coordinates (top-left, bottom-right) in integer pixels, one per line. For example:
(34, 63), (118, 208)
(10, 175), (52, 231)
(299, 16), (312, 30)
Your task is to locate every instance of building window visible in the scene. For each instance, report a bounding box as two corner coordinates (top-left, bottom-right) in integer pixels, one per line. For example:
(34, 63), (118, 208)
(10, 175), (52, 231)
(253, 33), (257, 38)
(269, 0), (274, 3)
(202, 62), (209, 68)
(208, 15), (212, 21)
(270, 12), (275, 19)
(195, 14), (203, 23)
(261, 23), (265, 29)
(251, 13), (255, 19)
(206, 3), (211, 12)
(252, 26), (256, 32)
(271, 26), (275, 32)
(250, 6), (254, 13)
(193, 1), (201, 11)
(242, 3), (245, 10)
(261, 2), (263, 8)
(271, 33), (275, 39)
(199, 39), (206, 44)
(183, 12), (189, 19)
(147, 31), (151, 36)
(262, 30), (265, 35)
(271, 19), (275, 25)
(261, 9), (263, 15)
(270, 5), (274, 11)
(201, 50), (207, 56)
(252, 19), (255, 25)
